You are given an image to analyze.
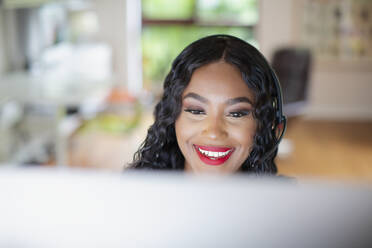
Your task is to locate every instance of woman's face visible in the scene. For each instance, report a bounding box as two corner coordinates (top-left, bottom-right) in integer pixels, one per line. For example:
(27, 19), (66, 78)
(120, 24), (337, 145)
(175, 61), (257, 174)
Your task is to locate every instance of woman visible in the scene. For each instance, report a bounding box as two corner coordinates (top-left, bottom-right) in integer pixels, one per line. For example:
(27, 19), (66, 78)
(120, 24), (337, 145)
(130, 34), (286, 175)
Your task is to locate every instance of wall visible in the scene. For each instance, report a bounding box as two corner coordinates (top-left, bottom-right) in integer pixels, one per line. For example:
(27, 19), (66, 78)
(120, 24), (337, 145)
(94, 0), (127, 86)
(94, 0), (142, 94)
(258, 0), (372, 120)
(258, 0), (295, 59)
(308, 60), (372, 119)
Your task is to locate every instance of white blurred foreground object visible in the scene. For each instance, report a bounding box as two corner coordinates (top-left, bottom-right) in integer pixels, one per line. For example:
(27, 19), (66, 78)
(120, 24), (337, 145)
(0, 167), (371, 248)
(277, 138), (294, 158)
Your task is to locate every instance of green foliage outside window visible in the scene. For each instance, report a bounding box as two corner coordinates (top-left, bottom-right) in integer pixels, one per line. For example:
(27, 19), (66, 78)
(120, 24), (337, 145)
(197, 0), (258, 24)
(142, 0), (195, 19)
(141, 0), (258, 91)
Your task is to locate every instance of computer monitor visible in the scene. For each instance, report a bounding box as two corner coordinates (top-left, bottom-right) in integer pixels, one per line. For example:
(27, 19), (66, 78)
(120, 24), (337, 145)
(0, 167), (371, 247)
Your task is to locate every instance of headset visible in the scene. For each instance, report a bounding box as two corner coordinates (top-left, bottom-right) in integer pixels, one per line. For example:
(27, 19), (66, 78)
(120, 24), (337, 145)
(259, 69), (287, 162)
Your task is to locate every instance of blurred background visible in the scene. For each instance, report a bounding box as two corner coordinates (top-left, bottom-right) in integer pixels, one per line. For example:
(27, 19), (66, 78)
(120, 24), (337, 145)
(0, 0), (371, 182)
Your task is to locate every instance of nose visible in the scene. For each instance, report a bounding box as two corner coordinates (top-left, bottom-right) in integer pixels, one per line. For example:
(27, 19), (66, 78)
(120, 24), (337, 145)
(201, 114), (228, 140)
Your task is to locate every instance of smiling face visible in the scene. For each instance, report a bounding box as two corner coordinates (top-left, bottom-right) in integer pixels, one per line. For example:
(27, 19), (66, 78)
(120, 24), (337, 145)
(175, 61), (257, 174)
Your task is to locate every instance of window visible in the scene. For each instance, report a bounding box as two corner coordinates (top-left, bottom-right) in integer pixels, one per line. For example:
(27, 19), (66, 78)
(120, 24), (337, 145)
(141, 0), (258, 91)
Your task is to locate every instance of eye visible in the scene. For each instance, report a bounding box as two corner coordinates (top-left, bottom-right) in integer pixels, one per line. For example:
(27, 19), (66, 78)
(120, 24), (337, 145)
(184, 108), (205, 115)
(227, 110), (251, 118)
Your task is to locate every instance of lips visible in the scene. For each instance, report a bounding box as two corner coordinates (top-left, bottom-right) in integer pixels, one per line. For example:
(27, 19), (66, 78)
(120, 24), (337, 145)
(194, 145), (234, 166)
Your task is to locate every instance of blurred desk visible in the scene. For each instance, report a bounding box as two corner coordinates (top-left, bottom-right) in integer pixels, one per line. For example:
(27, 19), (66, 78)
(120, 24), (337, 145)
(277, 118), (372, 182)
(0, 71), (113, 165)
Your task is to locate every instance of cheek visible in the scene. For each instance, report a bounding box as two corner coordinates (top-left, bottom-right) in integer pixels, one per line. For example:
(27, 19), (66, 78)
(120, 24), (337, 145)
(230, 121), (257, 148)
(175, 119), (183, 147)
(175, 115), (194, 151)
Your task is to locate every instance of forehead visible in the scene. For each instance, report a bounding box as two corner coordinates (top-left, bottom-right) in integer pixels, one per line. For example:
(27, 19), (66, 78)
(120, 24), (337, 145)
(183, 61), (255, 101)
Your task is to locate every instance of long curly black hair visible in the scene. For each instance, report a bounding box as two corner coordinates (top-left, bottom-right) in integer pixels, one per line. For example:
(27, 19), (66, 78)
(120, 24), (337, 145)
(130, 34), (283, 174)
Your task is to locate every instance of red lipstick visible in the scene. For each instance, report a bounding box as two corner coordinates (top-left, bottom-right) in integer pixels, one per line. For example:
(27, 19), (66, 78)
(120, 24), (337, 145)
(194, 145), (234, 166)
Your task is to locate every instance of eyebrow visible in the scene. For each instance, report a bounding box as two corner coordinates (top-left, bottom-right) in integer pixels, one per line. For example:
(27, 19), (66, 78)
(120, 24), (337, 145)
(183, 92), (208, 103)
(183, 92), (253, 106)
(226, 97), (253, 106)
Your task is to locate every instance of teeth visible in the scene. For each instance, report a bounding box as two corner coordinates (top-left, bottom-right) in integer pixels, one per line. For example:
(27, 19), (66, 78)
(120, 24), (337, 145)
(198, 148), (232, 158)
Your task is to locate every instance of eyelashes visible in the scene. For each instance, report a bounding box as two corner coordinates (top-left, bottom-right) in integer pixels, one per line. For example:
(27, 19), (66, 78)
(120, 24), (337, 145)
(227, 110), (251, 118)
(184, 108), (205, 115)
(183, 108), (251, 118)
